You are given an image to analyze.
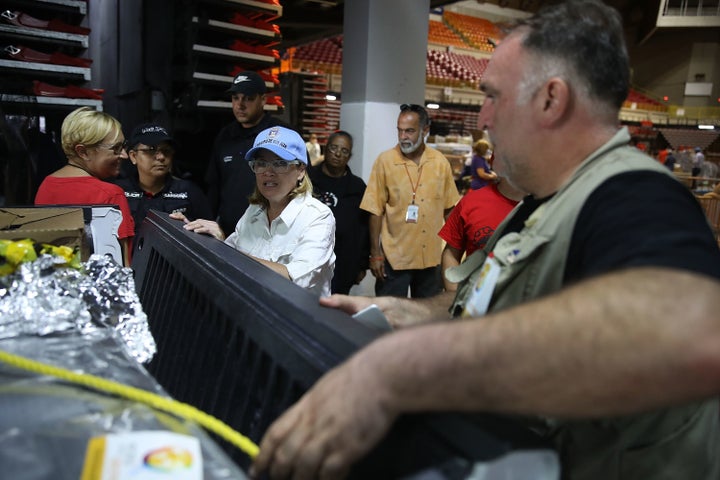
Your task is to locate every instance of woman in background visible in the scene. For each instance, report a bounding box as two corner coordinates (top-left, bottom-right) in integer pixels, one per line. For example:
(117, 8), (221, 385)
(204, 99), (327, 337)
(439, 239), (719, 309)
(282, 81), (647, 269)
(305, 133), (322, 166)
(35, 107), (135, 265)
(469, 139), (498, 190)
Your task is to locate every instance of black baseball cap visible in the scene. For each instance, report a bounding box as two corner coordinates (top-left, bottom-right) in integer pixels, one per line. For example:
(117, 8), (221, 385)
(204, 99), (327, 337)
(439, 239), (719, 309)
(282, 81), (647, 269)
(226, 71), (267, 95)
(128, 123), (174, 149)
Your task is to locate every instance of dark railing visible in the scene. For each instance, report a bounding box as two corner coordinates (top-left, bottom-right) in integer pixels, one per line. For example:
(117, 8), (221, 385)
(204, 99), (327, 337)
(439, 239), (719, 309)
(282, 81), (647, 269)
(132, 211), (557, 478)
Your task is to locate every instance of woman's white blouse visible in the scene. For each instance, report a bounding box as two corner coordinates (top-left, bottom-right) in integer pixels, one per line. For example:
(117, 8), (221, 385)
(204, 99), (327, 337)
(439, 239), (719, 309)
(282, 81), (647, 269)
(225, 193), (336, 297)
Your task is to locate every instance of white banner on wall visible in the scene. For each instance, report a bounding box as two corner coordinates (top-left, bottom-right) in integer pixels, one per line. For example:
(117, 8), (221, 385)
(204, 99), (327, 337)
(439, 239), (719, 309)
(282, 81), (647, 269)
(684, 82), (713, 96)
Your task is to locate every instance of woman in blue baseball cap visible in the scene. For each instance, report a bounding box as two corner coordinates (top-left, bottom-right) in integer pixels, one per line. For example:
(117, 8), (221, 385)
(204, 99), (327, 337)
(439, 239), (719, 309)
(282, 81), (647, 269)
(172, 126), (336, 297)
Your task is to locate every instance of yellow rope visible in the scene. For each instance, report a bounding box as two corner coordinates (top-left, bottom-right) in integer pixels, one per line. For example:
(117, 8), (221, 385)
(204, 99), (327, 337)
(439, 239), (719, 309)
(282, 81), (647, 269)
(0, 348), (259, 459)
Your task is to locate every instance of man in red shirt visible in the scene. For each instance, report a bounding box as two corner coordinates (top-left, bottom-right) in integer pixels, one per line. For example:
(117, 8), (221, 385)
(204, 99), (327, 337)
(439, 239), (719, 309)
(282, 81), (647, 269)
(439, 177), (524, 291)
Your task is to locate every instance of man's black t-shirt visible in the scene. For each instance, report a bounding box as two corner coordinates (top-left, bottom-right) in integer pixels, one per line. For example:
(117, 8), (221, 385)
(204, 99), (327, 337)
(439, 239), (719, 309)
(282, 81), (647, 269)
(308, 163), (370, 294)
(501, 171), (720, 283)
(114, 174), (213, 235)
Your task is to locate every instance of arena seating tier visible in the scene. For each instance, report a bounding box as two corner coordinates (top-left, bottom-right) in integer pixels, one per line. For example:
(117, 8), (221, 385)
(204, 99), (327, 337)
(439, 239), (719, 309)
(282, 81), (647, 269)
(292, 35), (343, 74)
(428, 20), (468, 48)
(426, 49), (488, 89)
(291, 25), (666, 114)
(624, 89), (668, 112)
(443, 11), (499, 53)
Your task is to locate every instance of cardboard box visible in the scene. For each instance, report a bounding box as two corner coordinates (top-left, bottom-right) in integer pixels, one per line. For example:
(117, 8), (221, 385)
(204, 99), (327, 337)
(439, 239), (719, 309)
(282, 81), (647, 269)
(0, 207), (86, 258)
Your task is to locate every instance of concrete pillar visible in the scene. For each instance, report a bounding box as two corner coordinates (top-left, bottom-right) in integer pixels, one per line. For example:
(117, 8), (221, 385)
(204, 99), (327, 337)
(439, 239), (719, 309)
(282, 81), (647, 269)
(684, 42), (720, 108)
(340, 0), (430, 181)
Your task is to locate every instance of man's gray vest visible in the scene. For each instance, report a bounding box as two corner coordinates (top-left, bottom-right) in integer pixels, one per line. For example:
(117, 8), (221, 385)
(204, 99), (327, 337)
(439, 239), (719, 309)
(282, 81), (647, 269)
(447, 129), (719, 480)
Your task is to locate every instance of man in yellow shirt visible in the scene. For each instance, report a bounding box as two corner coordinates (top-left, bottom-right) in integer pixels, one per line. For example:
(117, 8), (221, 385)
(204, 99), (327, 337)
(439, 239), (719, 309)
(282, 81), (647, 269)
(361, 104), (460, 297)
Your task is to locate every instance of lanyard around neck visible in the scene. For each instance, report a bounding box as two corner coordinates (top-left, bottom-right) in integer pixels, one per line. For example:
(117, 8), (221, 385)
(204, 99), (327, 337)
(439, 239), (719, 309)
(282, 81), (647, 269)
(403, 163), (423, 205)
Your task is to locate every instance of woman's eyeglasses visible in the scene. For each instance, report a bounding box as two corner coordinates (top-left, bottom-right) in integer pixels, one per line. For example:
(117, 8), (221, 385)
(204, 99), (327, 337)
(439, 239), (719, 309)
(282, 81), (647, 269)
(134, 146), (175, 157)
(327, 144), (350, 157)
(248, 159), (301, 174)
(95, 140), (128, 155)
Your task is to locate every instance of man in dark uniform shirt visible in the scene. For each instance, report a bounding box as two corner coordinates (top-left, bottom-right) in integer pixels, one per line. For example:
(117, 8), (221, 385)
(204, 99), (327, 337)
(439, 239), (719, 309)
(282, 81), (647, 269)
(114, 123), (212, 234)
(204, 71), (291, 236)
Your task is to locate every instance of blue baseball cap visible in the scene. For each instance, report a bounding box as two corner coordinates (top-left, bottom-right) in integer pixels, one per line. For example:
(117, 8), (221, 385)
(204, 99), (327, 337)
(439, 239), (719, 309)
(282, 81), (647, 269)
(245, 126), (307, 164)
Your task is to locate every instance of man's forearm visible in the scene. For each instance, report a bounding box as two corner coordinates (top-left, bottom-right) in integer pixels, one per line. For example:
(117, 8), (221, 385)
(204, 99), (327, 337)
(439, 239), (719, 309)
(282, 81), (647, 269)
(441, 246), (463, 292)
(368, 214), (383, 255)
(376, 290), (455, 328)
(365, 268), (720, 418)
(251, 256), (291, 280)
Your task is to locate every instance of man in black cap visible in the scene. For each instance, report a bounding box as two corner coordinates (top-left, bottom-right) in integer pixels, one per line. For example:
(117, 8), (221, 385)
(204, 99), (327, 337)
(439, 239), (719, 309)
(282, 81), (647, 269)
(205, 70), (291, 236)
(114, 123), (212, 234)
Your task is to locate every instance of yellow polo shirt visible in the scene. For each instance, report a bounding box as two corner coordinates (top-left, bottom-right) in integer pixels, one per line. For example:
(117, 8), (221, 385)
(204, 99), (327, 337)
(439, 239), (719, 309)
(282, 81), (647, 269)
(361, 145), (460, 270)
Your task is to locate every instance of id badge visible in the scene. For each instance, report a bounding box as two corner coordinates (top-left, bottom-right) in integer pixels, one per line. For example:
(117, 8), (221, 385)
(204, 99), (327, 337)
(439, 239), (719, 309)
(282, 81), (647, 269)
(462, 254), (501, 317)
(405, 204), (419, 223)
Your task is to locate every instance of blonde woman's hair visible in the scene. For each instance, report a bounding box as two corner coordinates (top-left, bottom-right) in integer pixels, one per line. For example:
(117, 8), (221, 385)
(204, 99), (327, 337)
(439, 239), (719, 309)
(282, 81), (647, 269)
(249, 170), (313, 208)
(473, 139), (491, 156)
(61, 107), (123, 158)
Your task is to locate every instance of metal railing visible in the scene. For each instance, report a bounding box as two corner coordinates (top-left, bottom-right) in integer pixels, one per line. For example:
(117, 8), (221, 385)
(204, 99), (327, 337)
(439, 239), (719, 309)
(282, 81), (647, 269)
(662, 0), (720, 16)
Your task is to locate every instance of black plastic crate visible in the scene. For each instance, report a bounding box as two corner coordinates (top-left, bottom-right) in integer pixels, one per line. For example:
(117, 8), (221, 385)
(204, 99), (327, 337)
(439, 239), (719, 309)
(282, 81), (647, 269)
(132, 211), (558, 478)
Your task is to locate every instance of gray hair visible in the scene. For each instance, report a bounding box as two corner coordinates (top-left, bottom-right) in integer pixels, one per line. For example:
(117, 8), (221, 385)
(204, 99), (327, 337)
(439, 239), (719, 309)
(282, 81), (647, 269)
(511, 0), (629, 115)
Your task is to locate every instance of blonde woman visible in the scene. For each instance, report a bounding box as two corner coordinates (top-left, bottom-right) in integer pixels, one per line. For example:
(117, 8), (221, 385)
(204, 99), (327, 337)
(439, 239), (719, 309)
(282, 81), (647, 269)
(173, 126), (336, 296)
(35, 107), (134, 264)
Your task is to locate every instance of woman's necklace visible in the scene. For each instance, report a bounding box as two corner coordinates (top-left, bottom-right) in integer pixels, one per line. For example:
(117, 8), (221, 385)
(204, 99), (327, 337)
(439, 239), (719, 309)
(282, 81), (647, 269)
(66, 162), (93, 176)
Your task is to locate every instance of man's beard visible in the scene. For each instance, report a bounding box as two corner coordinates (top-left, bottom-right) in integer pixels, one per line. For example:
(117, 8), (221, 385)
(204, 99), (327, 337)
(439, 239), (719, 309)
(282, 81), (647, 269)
(400, 135), (423, 154)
